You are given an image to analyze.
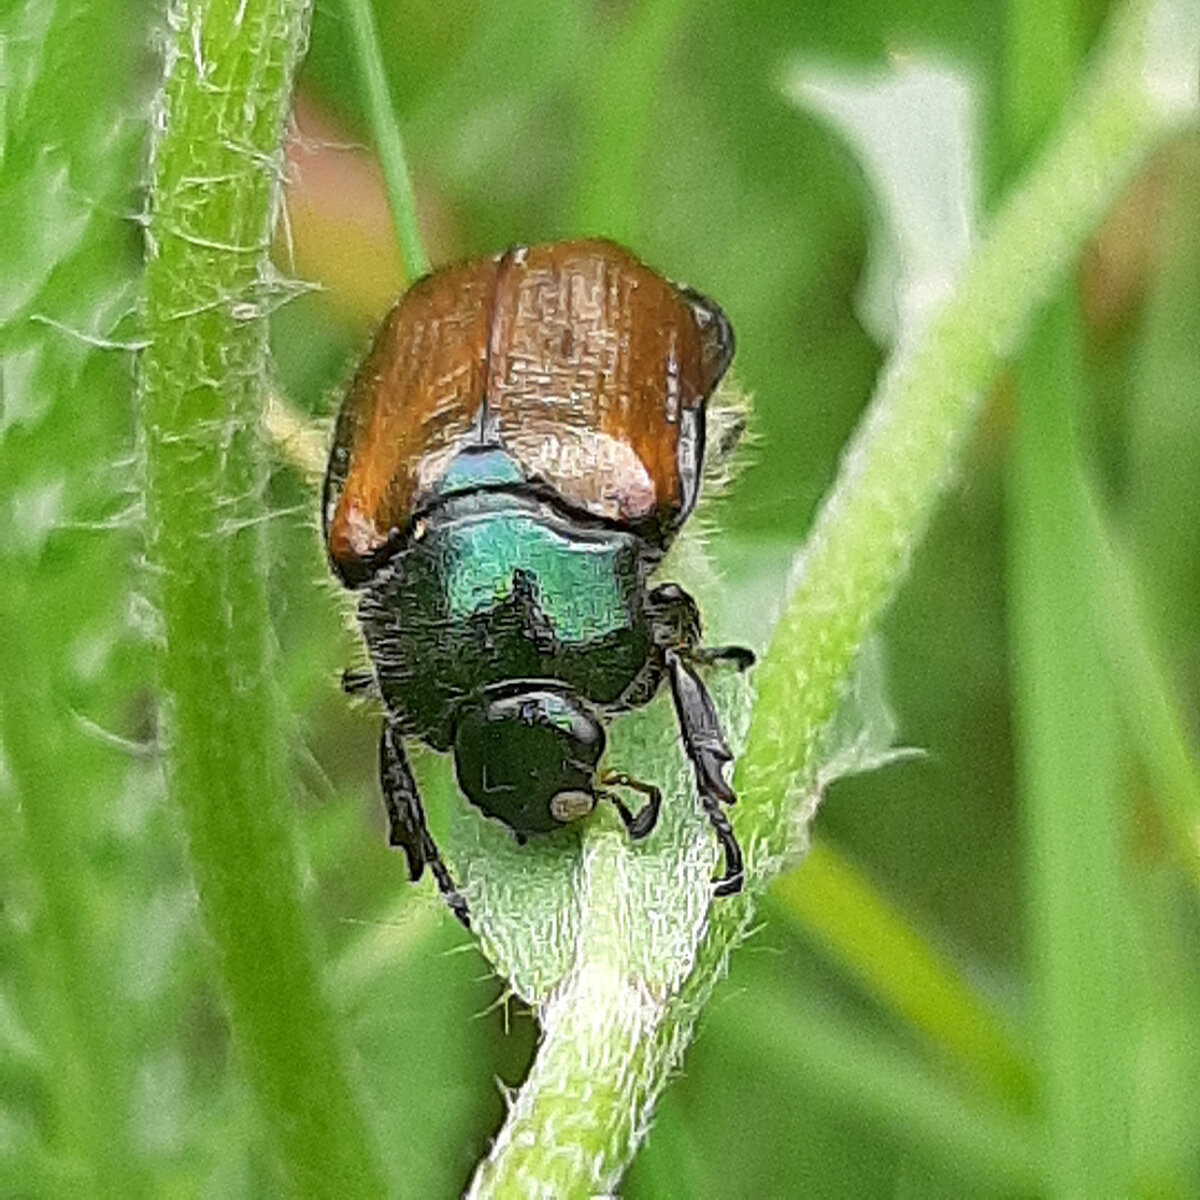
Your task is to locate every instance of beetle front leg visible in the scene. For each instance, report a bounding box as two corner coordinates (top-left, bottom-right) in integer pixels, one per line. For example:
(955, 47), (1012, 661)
(599, 770), (663, 839)
(664, 649), (745, 895)
(380, 720), (470, 927)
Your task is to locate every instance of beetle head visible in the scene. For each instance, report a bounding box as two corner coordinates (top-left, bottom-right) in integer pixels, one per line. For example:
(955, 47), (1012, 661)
(452, 687), (605, 837)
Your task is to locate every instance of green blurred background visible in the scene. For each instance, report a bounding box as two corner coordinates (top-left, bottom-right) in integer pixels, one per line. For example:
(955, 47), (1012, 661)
(3, 0), (1199, 1195)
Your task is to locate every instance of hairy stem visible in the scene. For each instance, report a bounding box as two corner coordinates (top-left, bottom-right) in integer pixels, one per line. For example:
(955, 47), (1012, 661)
(469, 2), (1198, 1193)
(140, 1), (387, 1193)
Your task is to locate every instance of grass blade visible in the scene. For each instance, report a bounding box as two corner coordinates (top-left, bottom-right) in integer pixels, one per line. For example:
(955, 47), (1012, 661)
(1004, 0), (1135, 1192)
(343, 0), (431, 280)
(771, 839), (1034, 1107)
(1086, 487), (1200, 890)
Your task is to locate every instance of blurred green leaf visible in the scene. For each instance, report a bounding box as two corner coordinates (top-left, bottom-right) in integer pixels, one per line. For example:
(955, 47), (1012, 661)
(571, 0), (691, 244)
(0, 1), (147, 1192)
(1086, 484), (1200, 890)
(1003, 1), (1137, 1194)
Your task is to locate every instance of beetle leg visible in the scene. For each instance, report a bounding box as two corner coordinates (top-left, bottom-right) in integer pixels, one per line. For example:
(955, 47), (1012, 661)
(664, 649), (745, 895)
(647, 582), (754, 671)
(691, 645), (756, 672)
(342, 667), (378, 698)
(379, 721), (470, 928)
(599, 771), (662, 840)
(647, 582), (703, 649)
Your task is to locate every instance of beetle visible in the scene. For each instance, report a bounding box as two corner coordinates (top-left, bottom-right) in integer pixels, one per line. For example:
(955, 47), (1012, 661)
(323, 238), (752, 926)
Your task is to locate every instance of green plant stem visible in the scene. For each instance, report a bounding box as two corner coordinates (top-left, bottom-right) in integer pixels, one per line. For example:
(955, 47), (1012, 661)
(343, 0), (431, 280)
(469, 832), (670, 1197)
(469, 2), (1197, 1193)
(140, 1), (387, 1194)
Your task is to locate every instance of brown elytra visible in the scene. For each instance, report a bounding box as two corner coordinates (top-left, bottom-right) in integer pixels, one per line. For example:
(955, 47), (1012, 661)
(323, 239), (733, 582)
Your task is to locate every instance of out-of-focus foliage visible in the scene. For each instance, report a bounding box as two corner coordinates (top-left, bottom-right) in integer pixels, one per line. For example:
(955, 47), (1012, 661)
(3, 0), (1198, 1195)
